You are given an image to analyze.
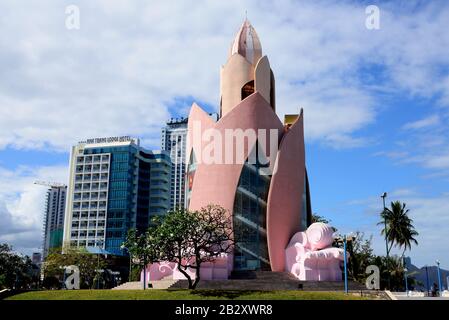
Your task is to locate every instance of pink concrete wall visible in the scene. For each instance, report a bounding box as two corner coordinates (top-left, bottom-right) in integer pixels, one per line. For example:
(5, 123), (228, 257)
(187, 92), (283, 214)
(266, 112), (305, 271)
(186, 93), (306, 274)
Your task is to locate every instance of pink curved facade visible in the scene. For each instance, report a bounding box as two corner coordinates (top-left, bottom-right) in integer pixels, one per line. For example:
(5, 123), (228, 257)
(186, 95), (309, 273)
(187, 92), (284, 213)
(266, 112), (305, 271)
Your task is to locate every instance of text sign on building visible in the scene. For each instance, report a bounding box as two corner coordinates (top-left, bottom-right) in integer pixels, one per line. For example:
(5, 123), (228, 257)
(83, 136), (138, 145)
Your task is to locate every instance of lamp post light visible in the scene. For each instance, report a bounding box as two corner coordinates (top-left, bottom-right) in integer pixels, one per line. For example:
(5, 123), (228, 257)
(436, 260), (443, 297)
(343, 235), (348, 294)
(120, 245), (132, 282)
(95, 240), (104, 289)
(404, 267), (408, 296)
(59, 266), (67, 289)
(381, 192), (390, 289)
(338, 233), (354, 294)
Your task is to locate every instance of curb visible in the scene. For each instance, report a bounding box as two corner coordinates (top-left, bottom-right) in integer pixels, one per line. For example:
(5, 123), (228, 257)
(384, 290), (396, 300)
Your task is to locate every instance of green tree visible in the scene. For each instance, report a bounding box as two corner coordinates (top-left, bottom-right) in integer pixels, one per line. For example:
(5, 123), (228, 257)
(43, 246), (106, 289)
(311, 213), (331, 224)
(378, 201), (419, 256)
(152, 205), (233, 289)
(346, 232), (376, 282)
(122, 228), (159, 289)
(372, 255), (419, 291)
(0, 243), (33, 289)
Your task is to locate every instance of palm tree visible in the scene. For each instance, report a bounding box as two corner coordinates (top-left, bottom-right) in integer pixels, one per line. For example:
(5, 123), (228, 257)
(378, 201), (419, 257)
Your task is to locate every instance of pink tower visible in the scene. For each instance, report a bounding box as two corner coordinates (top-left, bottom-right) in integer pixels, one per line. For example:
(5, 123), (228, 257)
(185, 19), (312, 274)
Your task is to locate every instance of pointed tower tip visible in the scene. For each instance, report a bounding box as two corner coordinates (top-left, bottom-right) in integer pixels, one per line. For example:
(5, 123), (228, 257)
(229, 18), (262, 65)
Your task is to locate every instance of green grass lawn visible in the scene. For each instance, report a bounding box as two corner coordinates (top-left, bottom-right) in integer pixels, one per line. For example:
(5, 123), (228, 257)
(6, 289), (368, 300)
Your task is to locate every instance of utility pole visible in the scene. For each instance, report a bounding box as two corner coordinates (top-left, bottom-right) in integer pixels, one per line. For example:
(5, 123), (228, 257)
(381, 192), (390, 290)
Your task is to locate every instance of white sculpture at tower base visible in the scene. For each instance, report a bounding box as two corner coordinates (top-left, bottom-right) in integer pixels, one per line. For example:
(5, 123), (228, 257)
(285, 223), (347, 281)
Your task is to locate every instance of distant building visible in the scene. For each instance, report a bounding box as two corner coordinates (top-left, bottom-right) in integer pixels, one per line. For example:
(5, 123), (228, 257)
(42, 185), (67, 259)
(161, 118), (188, 209)
(63, 136), (171, 255)
(404, 256), (412, 269)
(32, 252), (42, 265)
(162, 114), (219, 210)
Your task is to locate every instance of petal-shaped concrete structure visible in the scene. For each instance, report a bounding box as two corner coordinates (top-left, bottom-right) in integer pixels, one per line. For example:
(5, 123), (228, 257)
(187, 92), (283, 214)
(266, 112), (305, 271)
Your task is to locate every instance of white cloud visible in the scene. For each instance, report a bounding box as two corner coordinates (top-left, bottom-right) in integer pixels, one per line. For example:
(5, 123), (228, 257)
(402, 115), (440, 130)
(0, 1), (448, 152)
(0, 165), (68, 254)
(378, 111), (449, 175)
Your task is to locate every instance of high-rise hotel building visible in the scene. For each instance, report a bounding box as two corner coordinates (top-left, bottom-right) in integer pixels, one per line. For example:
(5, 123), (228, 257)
(161, 118), (188, 209)
(42, 185), (67, 259)
(161, 114), (219, 210)
(63, 136), (171, 255)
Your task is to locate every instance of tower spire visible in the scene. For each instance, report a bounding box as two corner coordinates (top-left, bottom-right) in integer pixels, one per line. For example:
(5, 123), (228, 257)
(221, 20), (275, 116)
(229, 18), (262, 65)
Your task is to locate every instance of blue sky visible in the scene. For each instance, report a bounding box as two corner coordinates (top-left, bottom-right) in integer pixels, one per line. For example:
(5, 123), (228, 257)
(0, 0), (448, 269)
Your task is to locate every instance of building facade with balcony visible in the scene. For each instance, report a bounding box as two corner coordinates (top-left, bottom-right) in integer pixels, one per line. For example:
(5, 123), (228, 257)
(161, 118), (188, 210)
(63, 137), (171, 255)
(42, 185), (67, 259)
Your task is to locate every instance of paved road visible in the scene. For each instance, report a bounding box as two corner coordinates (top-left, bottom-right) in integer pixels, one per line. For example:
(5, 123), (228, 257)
(396, 296), (449, 300)
(393, 293), (449, 301)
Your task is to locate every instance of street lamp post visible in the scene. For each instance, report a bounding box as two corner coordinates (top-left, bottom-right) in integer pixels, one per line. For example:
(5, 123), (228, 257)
(61, 267), (67, 289)
(381, 192), (390, 289)
(143, 257), (147, 290)
(425, 265), (430, 296)
(343, 235), (348, 294)
(404, 267), (408, 295)
(436, 260), (443, 296)
(96, 240), (104, 289)
(120, 245), (132, 282)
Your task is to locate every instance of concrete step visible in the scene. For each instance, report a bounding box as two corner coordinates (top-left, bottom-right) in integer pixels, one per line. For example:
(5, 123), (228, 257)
(112, 281), (142, 290)
(151, 279), (179, 289)
(169, 272), (366, 291)
(114, 272), (366, 291)
(112, 279), (180, 290)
